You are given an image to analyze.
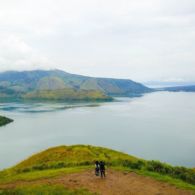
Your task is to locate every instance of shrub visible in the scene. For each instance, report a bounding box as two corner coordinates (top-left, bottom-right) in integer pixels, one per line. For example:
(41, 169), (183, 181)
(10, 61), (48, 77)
(147, 161), (173, 174)
(120, 159), (145, 170)
(172, 167), (195, 184)
(32, 163), (49, 171)
(146, 161), (195, 185)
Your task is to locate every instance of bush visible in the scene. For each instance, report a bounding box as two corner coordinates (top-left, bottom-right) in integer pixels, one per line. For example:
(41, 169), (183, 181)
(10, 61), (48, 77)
(32, 163), (49, 171)
(172, 167), (195, 184)
(146, 161), (195, 185)
(120, 159), (145, 170)
(147, 161), (172, 174)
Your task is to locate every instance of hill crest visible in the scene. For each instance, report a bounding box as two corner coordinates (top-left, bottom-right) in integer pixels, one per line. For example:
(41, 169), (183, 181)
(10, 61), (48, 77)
(0, 145), (195, 194)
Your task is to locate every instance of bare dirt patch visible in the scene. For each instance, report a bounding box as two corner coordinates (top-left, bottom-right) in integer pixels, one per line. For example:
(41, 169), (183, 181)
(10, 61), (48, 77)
(0, 169), (194, 195)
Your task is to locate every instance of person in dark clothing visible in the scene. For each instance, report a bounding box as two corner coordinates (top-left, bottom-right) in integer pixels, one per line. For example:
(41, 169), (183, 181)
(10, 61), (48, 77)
(95, 161), (100, 176)
(99, 161), (106, 178)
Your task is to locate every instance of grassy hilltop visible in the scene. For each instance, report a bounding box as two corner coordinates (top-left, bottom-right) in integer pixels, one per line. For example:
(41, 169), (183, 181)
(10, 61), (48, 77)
(0, 145), (195, 194)
(0, 116), (13, 127)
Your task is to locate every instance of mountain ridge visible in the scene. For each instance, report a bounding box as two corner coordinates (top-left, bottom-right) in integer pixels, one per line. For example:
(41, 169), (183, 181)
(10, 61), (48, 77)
(0, 69), (152, 100)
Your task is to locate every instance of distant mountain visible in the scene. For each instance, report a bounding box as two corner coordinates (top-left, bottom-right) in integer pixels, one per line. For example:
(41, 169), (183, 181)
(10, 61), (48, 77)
(163, 85), (195, 92)
(144, 81), (195, 88)
(0, 69), (152, 101)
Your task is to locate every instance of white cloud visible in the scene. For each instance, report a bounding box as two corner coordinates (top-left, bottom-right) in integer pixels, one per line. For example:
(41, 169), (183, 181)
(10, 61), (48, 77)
(0, 34), (54, 71)
(0, 0), (194, 81)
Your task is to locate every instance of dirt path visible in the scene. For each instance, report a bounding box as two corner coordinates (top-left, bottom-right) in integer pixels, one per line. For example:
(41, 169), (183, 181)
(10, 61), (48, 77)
(0, 169), (194, 195)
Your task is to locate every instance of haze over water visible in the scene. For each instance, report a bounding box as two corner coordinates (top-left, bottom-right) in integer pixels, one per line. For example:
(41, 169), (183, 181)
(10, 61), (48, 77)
(0, 92), (195, 170)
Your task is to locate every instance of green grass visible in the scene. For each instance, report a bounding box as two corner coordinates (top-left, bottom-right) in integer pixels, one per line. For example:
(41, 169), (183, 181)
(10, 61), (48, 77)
(10, 145), (138, 174)
(0, 166), (91, 184)
(0, 184), (95, 195)
(23, 89), (112, 101)
(0, 116), (13, 127)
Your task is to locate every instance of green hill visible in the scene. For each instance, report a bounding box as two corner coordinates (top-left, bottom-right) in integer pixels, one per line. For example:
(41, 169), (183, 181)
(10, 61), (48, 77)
(23, 89), (112, 101)
(0, 116), (13, 127)
(0, 145), (195, 194)
(0, 70), (152, 101)
(11, 145), (139, 174)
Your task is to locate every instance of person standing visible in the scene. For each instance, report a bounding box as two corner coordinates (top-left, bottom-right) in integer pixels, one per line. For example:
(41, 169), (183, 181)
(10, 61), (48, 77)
(95, 161), (100, 176)
(99, 161), (106, 178)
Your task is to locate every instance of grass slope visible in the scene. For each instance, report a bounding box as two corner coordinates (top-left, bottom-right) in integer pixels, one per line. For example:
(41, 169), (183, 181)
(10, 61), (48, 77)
(0, 184), (94, 195)
(0, 116), (13, 127)
(23, 89), (112, 101)
(0, 145), (195, 194)
(10, 145), (139, 173)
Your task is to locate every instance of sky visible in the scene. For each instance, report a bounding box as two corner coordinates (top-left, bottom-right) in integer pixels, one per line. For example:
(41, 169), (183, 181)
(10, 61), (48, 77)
(0, 0), (195, 82)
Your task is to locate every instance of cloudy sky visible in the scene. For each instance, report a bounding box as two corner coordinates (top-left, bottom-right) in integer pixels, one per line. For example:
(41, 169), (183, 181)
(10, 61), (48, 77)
(0, 0), (194, 82)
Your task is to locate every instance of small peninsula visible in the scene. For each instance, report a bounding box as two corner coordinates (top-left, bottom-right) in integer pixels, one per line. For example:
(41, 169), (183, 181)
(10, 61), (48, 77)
(0, 115), (13, 127)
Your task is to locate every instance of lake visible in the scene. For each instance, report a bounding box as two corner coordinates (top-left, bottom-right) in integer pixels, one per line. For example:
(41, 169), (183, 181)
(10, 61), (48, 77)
(0, 92), (195, 170)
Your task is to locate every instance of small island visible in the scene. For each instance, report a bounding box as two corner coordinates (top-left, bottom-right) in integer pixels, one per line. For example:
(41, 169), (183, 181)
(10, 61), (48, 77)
(0, 115), (13, 127)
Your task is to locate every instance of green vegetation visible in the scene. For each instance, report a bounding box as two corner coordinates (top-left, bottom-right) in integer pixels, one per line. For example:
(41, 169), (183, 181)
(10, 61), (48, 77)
(0, 116), (13, 127)
(0, 145), (194, 193)
(113, 167), (195, 191)
(0, 167), (90, 184)
(146, 160), (195, 185)
(9, 145), (138, 174)
(119, 160), (195, 186)
(37, 77), (68, 90)
(0, 184), (94, 195)
(23, 89), (112, 101)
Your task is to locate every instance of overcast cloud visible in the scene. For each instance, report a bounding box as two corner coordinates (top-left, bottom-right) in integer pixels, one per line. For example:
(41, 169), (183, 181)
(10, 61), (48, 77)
(0, 0), (194, 82)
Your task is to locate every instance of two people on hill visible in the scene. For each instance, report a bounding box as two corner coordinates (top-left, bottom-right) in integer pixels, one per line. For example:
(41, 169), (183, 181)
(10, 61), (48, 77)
(95, 161), (106, 178)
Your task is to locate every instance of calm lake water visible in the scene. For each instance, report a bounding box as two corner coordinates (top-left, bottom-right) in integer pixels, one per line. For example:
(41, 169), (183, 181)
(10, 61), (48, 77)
(0, 92), (195, 170)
